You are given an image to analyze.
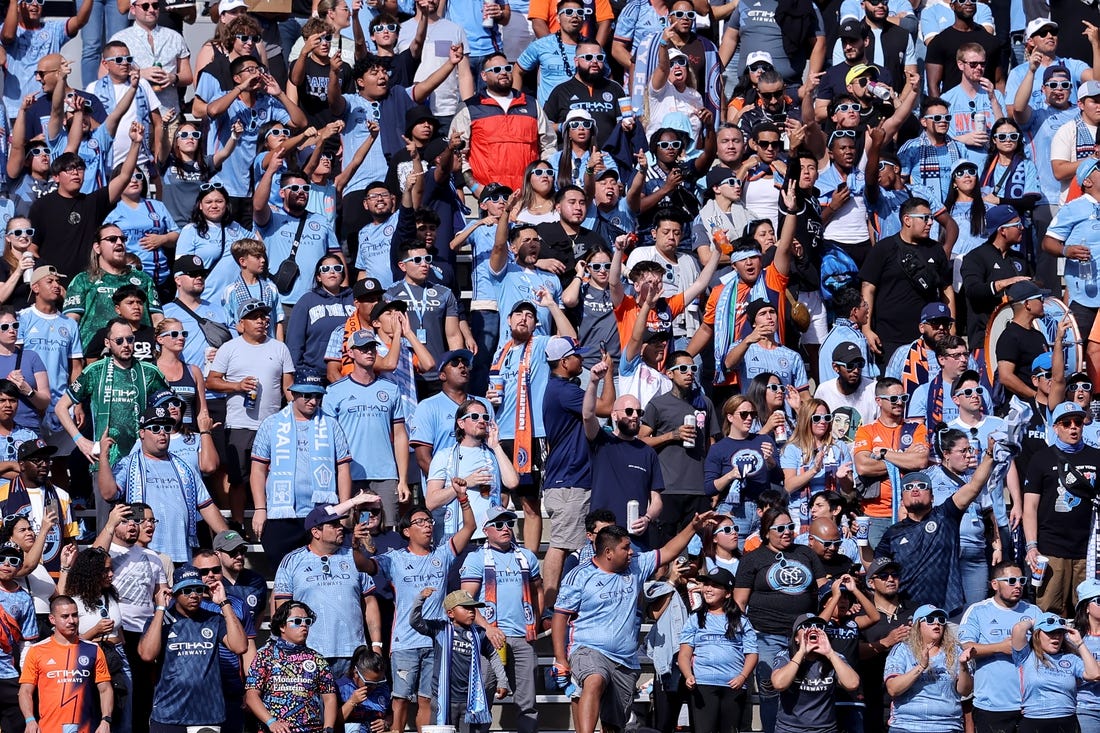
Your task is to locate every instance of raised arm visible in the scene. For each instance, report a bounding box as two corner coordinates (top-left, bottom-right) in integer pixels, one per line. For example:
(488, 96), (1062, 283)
(107, 123), (144, 203)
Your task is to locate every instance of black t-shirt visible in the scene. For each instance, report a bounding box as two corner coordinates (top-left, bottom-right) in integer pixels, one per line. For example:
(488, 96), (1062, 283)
(773, 650), (839, 733)
(734, 544), (825, 635)
(590, 431), (664, 533)
(925, 26), (1005, 92)
(0, 259), (31, 306)
(858, 234), (951, 348)
(816, 62), (894, 104)
(875, 500), (965, 613)
(295, 54), (354, 127)
(30, 188), (114, 278)
(535, 222), (603, 287)
(995, 321), (1048, 389)
(820, 551), (856, 579)
(543, 77), (627, 148)
(960, 241), (1031, 345)
(1023, 444), (1100, 559)
(382, 51), (418, 90)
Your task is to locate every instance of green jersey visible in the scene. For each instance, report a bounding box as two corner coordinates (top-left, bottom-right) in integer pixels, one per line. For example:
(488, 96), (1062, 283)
(62, 269), (163, 351)
(65, 359), (169, 466)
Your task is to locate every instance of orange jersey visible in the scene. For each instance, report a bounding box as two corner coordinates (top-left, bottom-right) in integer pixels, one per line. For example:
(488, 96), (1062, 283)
(20, 638), (110, 733)
(702, 266), (789, 385)
(853, 421), (929, 518)
(614, 293), (686, 351)
(527, 0), (613, 33)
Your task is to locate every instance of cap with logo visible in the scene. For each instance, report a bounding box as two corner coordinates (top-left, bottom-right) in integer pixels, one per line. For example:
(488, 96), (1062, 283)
(290, 368), (326, 395)
(304, 505), (348, 530)
(900, 470), (932, 487)
(370, 299), (407, 322)
(479, 182), (513, 202)
(706, 166), (738, 191)
(744, 50), (773, 68)
(545, 336), (589, 361)
(172, 565), (205, 593)
(919, 302), (953, 323)
(838, 17), (866, 40)
(1077, 157), (1100, 187)
(986, 204), (1021, 230)
(1006, 280), (1050, 304)
(28, 266), (65, 287)
(509, 300), (538, 317)
(911, 604), (947, 623)
(1031, 352), (1053, 373)
(1052, 401), (1086, 423)
(698, 568), (735, 589)
(1080, 80), (1100, 99)
(1043, 65), (1071, 83)
(483, 506), (518, 525)
(1034, 613), (1068, 633)
(867, 557), (900, 578)
(140, 405), (175, 428)
(1078, 578), (1100, 608)
(845, 63), (878, 86)
(439, 349), (474, 367)
(17, 439), (56, 462)
(354, 278), (384, 301)
(832, 342), (863, 364)
(174, 255), (208, 277)
(349, 329), (382, 349)
(1026, 17), (1058, 37)
(149, 388), (184, 408)
(213, 530), (248, 553)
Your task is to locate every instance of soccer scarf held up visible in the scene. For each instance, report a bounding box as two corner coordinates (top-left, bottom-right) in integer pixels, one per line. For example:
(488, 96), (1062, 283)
(265, 405), (339, 518)
(436, 622), (491, 725)
(482, 544), (537, 642)
(491, 338), (535, 476)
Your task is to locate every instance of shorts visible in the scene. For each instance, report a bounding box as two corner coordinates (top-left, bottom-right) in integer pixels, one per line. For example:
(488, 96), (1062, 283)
(569, 645), (640, 730)
(353, 479), (399, 526)
(225, 428), (256, 486)
(390, 646), (434, 700)
(498, 438), (544, 500)
(205, 398), (229, 468)
(543, 487), (590, 551)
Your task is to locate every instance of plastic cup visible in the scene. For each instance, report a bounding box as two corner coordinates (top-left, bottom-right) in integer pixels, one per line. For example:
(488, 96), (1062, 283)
(618, 96), (634, 117)
(855, 516), (871, 546)
(1032, 555), (1049, 587)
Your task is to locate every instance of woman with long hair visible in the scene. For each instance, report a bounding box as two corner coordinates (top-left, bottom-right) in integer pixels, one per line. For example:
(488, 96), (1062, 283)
(549, 111), (617, 189)
(944, 159), (987, 290)
(154, 318), (209, 425)
(781, 399), (854, 528)
(746, 372), (795, 441)
(679, 568), (758, 733)
(885, 604), (974, 733)
(104, 165), (180, 290)
(0, 218), (37, 304)
(705, 394), (782, 536)
(512, 160), (558, 224)
(628, 127), (708, 232)
(562, 245), (620, 370)
(696, 514), (741, 575)
(0, 512), (67, 634)
(980, 117), (1040, 218)
(726, 56), (775, 125)
(158, 120), (238, 226)
(285, 254), (354, 372)
(175, 182), (254, 298)
(1074, 580), (1100, 733)
(1012, 613), (1100, 732)
(193, 14), (268, 100)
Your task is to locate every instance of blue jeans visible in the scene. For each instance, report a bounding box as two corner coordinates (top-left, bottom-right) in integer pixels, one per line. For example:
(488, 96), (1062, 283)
(960, 544), (990, 606)
(278, 17), (308, 63)
(81, 0), (129, 85)
(1079, 708), (1100, 733)
(469, 309), (499, 396)
(867, 516), (893, 550)
(754, 632), (789, 733)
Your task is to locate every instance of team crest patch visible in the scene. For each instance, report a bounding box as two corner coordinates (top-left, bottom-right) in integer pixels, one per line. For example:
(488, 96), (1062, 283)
(201, 628), (214, 639)
(925, 521), (937, 533)
(78, 655), (90, 666)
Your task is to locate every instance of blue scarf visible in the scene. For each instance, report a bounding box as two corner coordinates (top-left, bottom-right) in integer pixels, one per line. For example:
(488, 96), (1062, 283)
(436, 623), (491, 725)
(712, 270), (769, 384)
(265, 406), (339, 519)
(124, 442), (200, 546)
(93, 76), (153, 162)
(630, 32), (722, 125)
(1054, 436), (1084, 453)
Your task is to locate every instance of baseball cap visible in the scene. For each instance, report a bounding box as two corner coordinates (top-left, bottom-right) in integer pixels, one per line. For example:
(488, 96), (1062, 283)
(919, 302), (953, 323)
(237, 298), (272, 321)
(911, 604), (947, 623)
(832, 342), (863, 364)
(1043, 65), (1071, 83)
(900, 470), (932, 488)
(217, 0), (248, 10)
(289, 368), (326, 395)
(668, 47), (687, 62)
(1077, 157), (1100, 187)
(1031, 352), (1053, 373)
(985, 204), (1020, 230)
(1080, 80), (1100, 99)
(791, 613), (828, 633)
(838, 17), (865, 40)
(28, 265), (65, 287)
(213, 530), (248, 553)
(509, 300), (538, 317)
(439, 349), (474, 366)
(173, 255), (208, 277)
(706, 166), (738, 191)
(595, 168), (619, 181)
(1078, 578), (1100, 608)
(867, 557), (900, 578)
(16, 439), (56, 462)
(545, 336), (589, 361)
(149, 388), (184, 408)
(140, 405), (175, 428)
(349, 329), (382, 349)
(1052, 401), (1086, 423)
(479, 182), (512, 202)
(370, 299), (407, 322)
(1006, 280), (1050, 304)
(697, 568), (735, 589)
(744, 50), (773, 68)
(483, 506), (518, 526)
(172, 565), (205, 594)
(564, 108), (594, 124)
(1026, 17), (1058, 37)
(353, 278), (384, 301)
(644, 328), (673, 344)
(845, 63), (878, 86)
(1034, 613), (1069, 633)
(443, 589), (485, 611)
(304, 505), (348, 530)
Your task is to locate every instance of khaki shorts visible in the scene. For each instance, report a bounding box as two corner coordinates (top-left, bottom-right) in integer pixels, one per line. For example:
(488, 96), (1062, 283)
(569, 645), (640, 729)
(543, 487), (590, 551)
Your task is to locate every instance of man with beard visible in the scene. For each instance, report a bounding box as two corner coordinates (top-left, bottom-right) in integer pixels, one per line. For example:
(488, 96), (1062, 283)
(409, 349), (490, 476)
(871, 450), (994, 616)
(1023, 402), (1100, 616)
(959, 560), (1040, 733)
(897, 99), (967, 206)
(806, 516), (853, 577)
(352, 180), (418, 290)
(815, 20), (891, 120)
(924, 0), (1005, 95)
(815, 343), (879, 423)
(587, 390), (663, 547)
(516, 0), (588, 107)
(491, 201), (565, 340)
(543, 40), (625, 145)
(537, 186), (603, 289)
(942, 44), (1006, 160)
(451, 53), (557, 192)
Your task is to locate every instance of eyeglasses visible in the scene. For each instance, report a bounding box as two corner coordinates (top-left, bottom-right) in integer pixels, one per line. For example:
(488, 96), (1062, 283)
(942, 351), (968, 361)
(1058, 417), (1085, 428)
(282, 184), (311, 193)
(285, 616), (314, 627)
(319, 264), (345, 274)
(112, 336), (136, 345)
(410, 517), (435, 527)
(195, 566), (221, 576)
(993, 132), (1020, 142)
(26, 147), (48, 157)
(179, 586), (205, 596)
(461, 412), (490, 422)
(402, 254), (433, 265)
(834, 360), (865, 371)
(962, 60), (985, 68)
(923, 113), (951, 123)
(199, 181), (224, 191)
(765, 383), (784, 393)
(267, 128), (291, 138)
(878, 394), (910, 404)
(756, 139), (782, 149)
(811, 535), (842, 549)
(904, 481), (931, 492)
(371, 22), (398, 31)
(159, 330), (189, 339)
(576, 53), (605, 63)
(484, 64), (513, 75)
(953, 386), (984, 397)
(735, 410), (757, 419)
(922, 614), (948, 625)
(104, 55), (134, 64)
(237, 66), (263, 75)
(487, 520), (516, 530)
(669, 9), (695, 18)
(954, 445), (977, 454)
(143, 424), (173, 434)
(1072, 382), (1094, 392)
(234, 34), (262, 43)
(99, 235), (126, 244)
(530, 167), (553, 177)
(567, 119), (595, 130)
(994, 575), (1027, 585)
(5, 228), (32, 239)
(656, 140), (683, 151)
(1045, 80), (1073, 90)
(769, 522), (796, 533)
(558, 6), (591, 14)
(810, 414), (833, 424)
(715, 526), (737, 535)
(667, 364), (698, 374)
(587, 262), (611, 272)
(835, 103), (862, 113)
(0, 556), (21, 568)
(621, 407), (644, 417)
(953, 167), (978, 178)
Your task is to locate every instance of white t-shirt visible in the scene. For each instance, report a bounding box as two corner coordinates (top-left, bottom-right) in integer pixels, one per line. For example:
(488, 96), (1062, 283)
(109, 541), (168, 633)
(399, 18), (469, 116)
(645, 83), (703, 140)
(84, 78), (163, 168)
(1050, 117), (1098, 204)
(814, 377), (880, 425)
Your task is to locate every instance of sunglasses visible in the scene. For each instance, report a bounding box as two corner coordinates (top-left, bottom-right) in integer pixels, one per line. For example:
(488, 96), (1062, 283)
(487, 520), (516, 530)
(758, 91), (784, 100)
(282, 184), (311, 193)
(667, 364), (698, 374)
(178, 586), (205, 596)
(558, 6), (592, 14)
(954, 386), (984, 397)
(1058, 417), (1085, 428)
(834, 360), (865, 370)
(923, 113), (950, 123)
(99, 234), (126, 244)
(735, 410), (757, 419)
(21, 0), (46, 5)
(195, 566), (221, 576)
(953, 167), (978, 178)
(371, 22), (398, 31)
(104, 55), (134, 64)
(319, 264), (345, 274)
(879, 160), (899, 171)
(6, 228), (33, 238)
(285, 616), (314, 627)
(0, 556), (21, 568)
(200, 181), (225, 191)
(177, 130), (202, 140)
(656, 140), (683, 150)
(765, 383), (784, 393)
(484, 64), (513, 75)
(994, 575), (1027, 585)
(810, 414), (833, 424)
(135, 1), (160, 8)
(159, 330), (189, 339)
(715, 526), (737, 535)
(402, 254), (433, 265)
(568, 119), (594, 129)
(130, 171), (145, 181)
(669, 9), (695, 17)
(835, 103), (862, 113)
(461, 412), (490, 422)
(531, 168), (554, 178)
(757, 139), (782, 148)
(769, 522), (796, 534)
(576, 53), (605, 63)
(112, 336), (136, 345)
(962, 60), (985, 68)
(748, 63), (772, 73)
(993, 132), (1020, 142)
(879, 394), (910, 404)
(922, 614), (948, 625)
(143, 424), (173, 434)
(872, 571), (900, 579)
(587, 262), (611, 272)
(1033, 369), (1052, 378)
(904, 481), (931, 492)
(811, 535), (842, 549)
(717, 177), (741, 188)
(830, 129), (858, 138)
(234, 34), (262, 43)
(267, 128), (291, 138)
(1072, 382), (1094, 392)
(1045, 80), (1073, 90)
(26, 147), (48, 157)
(621, 407), (644, 417)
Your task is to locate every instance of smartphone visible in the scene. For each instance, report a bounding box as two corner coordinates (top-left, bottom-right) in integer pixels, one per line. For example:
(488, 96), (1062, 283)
(599, 337), (609, 356)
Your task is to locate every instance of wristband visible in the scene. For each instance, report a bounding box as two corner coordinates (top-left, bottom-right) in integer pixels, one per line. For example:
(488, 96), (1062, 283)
(265, 718), (277, 728)
(200, 431), (212, 435)
(1026, 541), (1038, 550)
(218, 599), (232, 607)
(255, 507), (267, 512)
(372, 641), (383, 647)
(458, 496), (470, 506)
(60, 566), (71, 572)
(155, 605), (166, 612)
(25, 718), (35, 724)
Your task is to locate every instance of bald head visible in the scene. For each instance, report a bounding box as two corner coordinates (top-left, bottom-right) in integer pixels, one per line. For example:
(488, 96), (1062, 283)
(612, 395), (643, 438)
(613, 395), (641, 412)
(35, 55), (64, 92)
(809, 518), (839, 540)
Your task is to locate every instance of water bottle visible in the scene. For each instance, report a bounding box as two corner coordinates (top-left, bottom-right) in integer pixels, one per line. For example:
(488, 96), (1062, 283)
(1079, 242), (1098, 299)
